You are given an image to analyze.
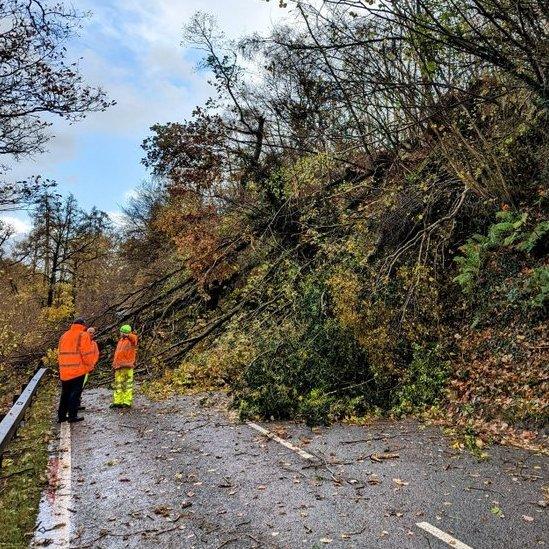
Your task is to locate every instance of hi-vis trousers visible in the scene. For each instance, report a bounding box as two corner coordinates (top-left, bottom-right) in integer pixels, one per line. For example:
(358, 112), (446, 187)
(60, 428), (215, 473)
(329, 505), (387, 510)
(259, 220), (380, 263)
(113, 367), (134, 406)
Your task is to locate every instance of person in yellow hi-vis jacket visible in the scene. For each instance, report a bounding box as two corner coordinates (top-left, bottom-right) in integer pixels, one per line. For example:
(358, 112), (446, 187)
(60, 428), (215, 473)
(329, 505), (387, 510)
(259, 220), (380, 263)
(110, 325), (138, 408)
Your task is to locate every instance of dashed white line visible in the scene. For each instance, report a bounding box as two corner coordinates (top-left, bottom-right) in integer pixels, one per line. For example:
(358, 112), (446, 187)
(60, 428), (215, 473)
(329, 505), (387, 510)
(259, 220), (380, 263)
(247, 424), (478, 549)
(246, 421), (315, 460)
(416, 522), (474, 549)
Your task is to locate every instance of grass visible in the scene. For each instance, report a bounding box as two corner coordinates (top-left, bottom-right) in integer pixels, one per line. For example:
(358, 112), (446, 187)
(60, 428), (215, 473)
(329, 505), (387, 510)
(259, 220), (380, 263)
(0, 374), (56, 549)
(0, 364), (38, 416)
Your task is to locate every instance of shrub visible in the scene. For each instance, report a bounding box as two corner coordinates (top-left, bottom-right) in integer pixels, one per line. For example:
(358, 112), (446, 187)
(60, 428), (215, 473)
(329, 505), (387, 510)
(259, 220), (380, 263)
(238, 384), (299, 420)
(453, 210), (546, 295)
(299, 389), (333, 426)
(526, 266), (549, 309)
(393, 344), (448, 415)
(516, 220), (549, 253)
(235, 274), (375, 423)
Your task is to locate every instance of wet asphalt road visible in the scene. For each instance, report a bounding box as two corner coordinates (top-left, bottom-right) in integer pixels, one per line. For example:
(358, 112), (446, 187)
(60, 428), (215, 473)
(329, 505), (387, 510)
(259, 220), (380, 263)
(65, 389), (547, 548)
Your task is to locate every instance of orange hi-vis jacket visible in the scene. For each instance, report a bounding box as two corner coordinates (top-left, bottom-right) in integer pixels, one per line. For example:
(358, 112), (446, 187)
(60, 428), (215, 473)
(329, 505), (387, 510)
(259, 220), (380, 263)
(58, 324), (95, 381)
(90, 340), (99, 369)
(113, 333), (138, 369)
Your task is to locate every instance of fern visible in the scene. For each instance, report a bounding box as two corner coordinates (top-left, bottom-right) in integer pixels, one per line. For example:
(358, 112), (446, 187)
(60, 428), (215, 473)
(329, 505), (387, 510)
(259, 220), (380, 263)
(453, 240), (483, 294)
(453, 210), (543, 295)
(486, 211), (527, 247)
(517, 221), (549, 253)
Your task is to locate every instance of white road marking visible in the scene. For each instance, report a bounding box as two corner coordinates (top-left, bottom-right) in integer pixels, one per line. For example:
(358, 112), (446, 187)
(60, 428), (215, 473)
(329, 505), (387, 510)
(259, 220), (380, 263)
(247, 422), (315, 460)
(33, 422), (72, 548)
(416, 522), (473, 549)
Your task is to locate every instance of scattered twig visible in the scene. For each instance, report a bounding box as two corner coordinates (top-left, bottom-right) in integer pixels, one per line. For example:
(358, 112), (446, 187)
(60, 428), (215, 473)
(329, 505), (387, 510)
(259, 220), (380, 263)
(324, 378), (375, 396)
(78, 523), (183, 548)
(467, 485), (505, 497)
(36, 522), (66, 534)
(184, 422), (211, 433)
(246, 533), (261, 546)
(216, 538), (239, 548)
(369, 452), (400, 462)
(340, 434), (396, 445)
(343, 524), (368, 537)
(341, 438), (374, 445)
(155, 524), (183, 536)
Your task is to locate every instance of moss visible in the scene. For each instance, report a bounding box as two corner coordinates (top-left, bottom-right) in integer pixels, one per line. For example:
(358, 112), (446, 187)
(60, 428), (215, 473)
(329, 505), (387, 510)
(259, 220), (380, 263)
(0, 377), (56, 549)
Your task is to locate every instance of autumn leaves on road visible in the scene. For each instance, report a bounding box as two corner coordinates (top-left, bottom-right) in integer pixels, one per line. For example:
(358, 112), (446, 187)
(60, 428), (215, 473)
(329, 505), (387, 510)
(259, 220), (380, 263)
(35, 389), (548, 549)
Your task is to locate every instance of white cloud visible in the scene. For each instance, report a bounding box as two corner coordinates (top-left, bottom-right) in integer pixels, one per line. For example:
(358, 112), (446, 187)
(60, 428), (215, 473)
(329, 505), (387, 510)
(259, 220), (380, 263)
(0, 215), (31, 237)
(69, 0), (288, 136)
(3, 120), (78, 182)
(124, 188), (139, 201)
(2, 0), (290, 211)
(103, 0), (286, 46)
(107, 211), (126, 228)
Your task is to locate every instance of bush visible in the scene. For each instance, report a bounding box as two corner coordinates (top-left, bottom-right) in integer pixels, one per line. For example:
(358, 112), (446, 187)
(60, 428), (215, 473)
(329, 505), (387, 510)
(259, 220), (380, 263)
(453, 210), (527, 294)
(299, 389), (333, 426)
(526, 266), (549, 309)
(453, 210), (548, 297)
(234, 271), (375, 424)
(393, 344), (449, 415)
(238, 384), (299, 420)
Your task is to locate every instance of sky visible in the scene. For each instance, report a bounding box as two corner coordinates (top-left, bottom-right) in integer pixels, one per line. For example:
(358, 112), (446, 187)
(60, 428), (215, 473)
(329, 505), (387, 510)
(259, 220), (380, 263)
(2, 0), (286, 236)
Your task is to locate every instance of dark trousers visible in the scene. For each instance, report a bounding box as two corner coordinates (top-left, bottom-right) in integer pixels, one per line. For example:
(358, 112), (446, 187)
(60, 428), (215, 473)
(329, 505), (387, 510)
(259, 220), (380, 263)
(58, 375), (86, 421)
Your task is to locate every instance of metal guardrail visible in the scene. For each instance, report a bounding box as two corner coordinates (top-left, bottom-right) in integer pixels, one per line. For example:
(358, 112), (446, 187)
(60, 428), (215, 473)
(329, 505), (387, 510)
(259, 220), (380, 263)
(0, 368), (48, 467)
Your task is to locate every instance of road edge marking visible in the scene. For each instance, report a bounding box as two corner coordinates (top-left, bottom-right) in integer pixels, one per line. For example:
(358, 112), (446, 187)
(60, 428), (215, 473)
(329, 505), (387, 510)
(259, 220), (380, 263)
(416, 521), (473, 549)
(246, 422), (315, 460)
(33, 422), (72, 548)
(56, 421), (72, 547)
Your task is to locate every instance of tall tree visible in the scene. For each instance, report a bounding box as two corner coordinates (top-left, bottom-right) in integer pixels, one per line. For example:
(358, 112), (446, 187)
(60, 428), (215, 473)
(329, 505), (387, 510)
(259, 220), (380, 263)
(16, 192), (111, 306)
(0, 0), (113, 208)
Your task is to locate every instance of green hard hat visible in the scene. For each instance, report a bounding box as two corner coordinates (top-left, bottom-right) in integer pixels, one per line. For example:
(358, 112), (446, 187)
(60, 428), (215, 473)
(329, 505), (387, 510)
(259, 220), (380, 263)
(120, 324), (132, 334)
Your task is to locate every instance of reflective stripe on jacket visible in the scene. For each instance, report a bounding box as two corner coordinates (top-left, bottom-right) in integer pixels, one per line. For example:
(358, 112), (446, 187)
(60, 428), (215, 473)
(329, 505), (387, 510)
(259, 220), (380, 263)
(113, 333), (138, 369)
(58, 324), (95, 381)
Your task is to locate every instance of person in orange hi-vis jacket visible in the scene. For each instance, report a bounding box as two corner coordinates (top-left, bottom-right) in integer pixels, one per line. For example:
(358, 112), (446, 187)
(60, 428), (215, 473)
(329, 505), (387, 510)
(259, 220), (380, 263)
(88, 327), (100, 368)
(57, 317), (95, 423)
(110, 324), (138, 408)
(77, 326), (100, 412)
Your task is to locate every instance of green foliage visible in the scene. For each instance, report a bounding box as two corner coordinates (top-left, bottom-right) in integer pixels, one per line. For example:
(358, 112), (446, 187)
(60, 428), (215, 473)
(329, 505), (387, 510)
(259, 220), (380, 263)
(516, 220), (549, 253)
(393, 344), (449, 415)
(238, 383), (299, 420)
(299, 389), (333, 426)
(487, 211), (528, 246)
(526, 266), (549, 308)
(453, 210), (546, 295)
(233, 269), (376, 424)
(0, 379), (55, 548)
(453, 238), (483, 294)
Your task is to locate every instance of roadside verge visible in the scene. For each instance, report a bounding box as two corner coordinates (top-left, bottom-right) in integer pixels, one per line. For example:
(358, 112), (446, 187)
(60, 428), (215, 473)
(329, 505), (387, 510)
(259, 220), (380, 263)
(0, 377), (56, 549)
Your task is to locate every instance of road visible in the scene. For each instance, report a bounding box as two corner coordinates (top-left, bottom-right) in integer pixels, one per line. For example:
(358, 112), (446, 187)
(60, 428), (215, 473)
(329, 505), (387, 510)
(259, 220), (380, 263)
(33, 389), (547, 548)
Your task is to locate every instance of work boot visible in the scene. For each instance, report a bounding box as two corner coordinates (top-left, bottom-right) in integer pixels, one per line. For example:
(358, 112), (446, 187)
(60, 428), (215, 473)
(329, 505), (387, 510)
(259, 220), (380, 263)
(57, 417), (67, 423)
(68, 417), (84, 423)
